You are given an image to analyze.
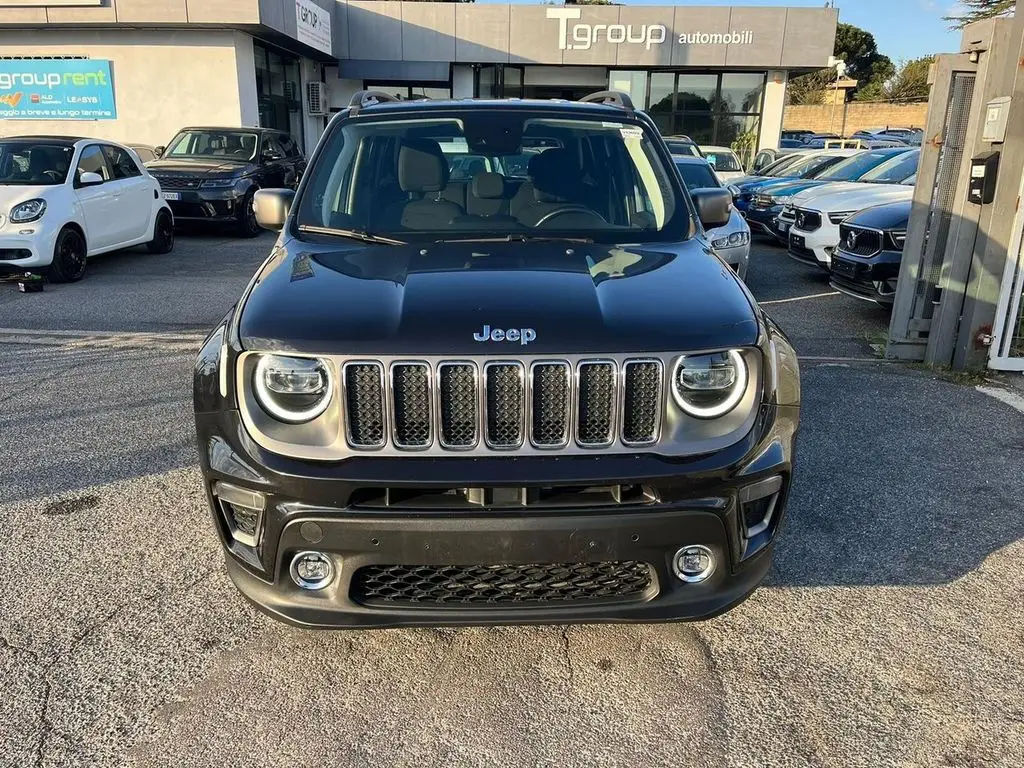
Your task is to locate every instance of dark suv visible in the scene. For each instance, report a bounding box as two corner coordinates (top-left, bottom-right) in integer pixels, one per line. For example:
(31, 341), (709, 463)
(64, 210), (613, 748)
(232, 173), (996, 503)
(193, 91), (801, 628)
(148, 126), (305, 236)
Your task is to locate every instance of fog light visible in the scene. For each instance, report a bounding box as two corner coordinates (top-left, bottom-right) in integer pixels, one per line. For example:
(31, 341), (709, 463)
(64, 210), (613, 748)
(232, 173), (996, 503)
(290, 551), (336, 590)
(672, 545), (716, 583)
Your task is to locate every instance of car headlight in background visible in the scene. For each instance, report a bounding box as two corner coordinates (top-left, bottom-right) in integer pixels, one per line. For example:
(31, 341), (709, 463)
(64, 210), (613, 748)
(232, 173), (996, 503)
(712, 231), (751, 249)
(200, 177), (242, 189)
(828, 210), (856, 224)
(9, 199), (46, 223)
(890, 230), (907, 249)
(672, 350), (749, 418)
(253, 354), (333, 423)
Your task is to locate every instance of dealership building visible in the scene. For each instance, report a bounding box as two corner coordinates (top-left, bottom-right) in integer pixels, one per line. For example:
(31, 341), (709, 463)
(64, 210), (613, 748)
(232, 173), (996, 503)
(0, 1), (837, 154)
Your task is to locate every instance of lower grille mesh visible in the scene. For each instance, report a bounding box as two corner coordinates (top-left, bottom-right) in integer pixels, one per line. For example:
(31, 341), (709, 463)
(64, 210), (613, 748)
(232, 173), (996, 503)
(351, 561), (654, 605)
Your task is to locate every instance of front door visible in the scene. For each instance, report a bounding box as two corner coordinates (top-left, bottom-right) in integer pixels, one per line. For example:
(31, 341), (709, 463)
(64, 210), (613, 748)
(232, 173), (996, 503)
(73, 145), (118, 251)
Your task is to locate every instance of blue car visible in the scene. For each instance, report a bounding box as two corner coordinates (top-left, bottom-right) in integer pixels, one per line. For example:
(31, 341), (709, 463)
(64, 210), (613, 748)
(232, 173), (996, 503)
(745, 148), (916, 241)
(733, 152), (851, 213)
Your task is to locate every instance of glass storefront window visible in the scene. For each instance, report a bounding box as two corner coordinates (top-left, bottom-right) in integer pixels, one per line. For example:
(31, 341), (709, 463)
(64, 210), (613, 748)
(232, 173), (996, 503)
(254, 42), (302, 149)
(719, 73), (765, 113)
(675, 74), (717, 112)
(608, 70), (647, 106)
(648, 72), (675, 134)
(677, 114), (714, 145)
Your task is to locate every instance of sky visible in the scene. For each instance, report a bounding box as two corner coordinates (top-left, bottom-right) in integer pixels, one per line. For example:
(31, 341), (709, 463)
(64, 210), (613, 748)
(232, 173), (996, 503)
(479, 1), (966, 62)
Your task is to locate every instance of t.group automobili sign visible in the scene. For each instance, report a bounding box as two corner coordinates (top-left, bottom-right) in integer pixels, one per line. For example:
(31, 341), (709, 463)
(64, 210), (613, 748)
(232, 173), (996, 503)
(546, 8), (754, 52)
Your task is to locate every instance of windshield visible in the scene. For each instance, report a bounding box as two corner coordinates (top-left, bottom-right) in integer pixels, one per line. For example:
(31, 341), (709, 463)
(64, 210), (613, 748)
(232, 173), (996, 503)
(858, 149), (920, 183)
(788, 154), (844, 178)
(704, 150), (741, 172)
(0, 141), (74, 185)
(760, 155), (803, 176)
(165, 130), (259, 161)
(295, 111), (688, 244)
(675, 161), (721, 191)
(818, 150), (911, 182)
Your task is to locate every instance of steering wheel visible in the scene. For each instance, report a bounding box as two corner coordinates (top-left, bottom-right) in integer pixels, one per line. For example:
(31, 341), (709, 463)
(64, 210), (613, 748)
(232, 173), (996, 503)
(41, 170), (63, 182)
(532, 206), (607, 228)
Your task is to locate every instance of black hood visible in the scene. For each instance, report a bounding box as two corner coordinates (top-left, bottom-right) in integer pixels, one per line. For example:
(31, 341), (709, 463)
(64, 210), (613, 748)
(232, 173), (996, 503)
(846, 199), (911, 231)
(238, 239), (759, 355)
(146, 157), (253, 176)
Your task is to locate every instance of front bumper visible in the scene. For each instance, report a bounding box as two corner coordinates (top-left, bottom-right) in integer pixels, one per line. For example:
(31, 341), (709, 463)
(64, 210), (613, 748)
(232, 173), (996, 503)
(745, 205), (783, 239)
(715, 243), (750, 280)
(195, 403), (798, 629)
(788, 222), (838, 269)
(829, 247), (902, 306)
(0, 225), (60, 271)
(161, 188), (247, 222)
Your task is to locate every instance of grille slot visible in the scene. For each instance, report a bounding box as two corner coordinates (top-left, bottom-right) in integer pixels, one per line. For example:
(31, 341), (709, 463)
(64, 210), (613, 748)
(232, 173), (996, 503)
(391, 363), (431, 449)
(621, 360), (663, 446)
(531, 362), (571, 447)
(351, 561), (655, 606)
(344, 362), (386, 448)
(576, 361), (616, 447)
(484, 362), (525, 448)
(438, 363), (478, 449)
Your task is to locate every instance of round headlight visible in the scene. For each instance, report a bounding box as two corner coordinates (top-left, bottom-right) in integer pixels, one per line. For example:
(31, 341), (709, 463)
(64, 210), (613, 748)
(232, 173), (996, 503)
(672, 350), (748, 418)
(253, 354), (332, 423)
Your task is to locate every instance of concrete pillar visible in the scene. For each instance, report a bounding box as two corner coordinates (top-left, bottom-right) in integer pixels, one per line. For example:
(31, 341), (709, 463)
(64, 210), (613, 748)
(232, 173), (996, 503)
(759, 70), (787, 150)
(234, 33), (259, 127)
(325, 66), (362, 111)
(452, 64), (474, 98)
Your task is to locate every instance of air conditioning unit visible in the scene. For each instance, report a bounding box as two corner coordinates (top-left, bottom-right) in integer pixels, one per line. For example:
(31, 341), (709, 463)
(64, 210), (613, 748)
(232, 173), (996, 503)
(306, 82), (328, 117)
(284, 81), (296, 101)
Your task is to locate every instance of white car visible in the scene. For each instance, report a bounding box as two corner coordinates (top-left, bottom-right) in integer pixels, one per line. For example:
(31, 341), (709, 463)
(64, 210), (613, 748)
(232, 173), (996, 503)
(674, 155), (751, 279)
(0, 136), (173, 282)
(701, 145), (746, 183)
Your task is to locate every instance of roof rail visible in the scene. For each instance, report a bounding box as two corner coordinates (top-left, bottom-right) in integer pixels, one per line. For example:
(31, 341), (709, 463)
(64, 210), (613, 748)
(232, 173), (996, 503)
(349, 90), (402, 115)
(578, 90), (635, 111)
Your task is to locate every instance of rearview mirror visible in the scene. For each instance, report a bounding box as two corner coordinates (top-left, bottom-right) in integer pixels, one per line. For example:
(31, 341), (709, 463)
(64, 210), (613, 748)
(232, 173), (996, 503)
(690, 188), (732, 230)
(78, 171), (104, 187)
(154, 146), (165, 158)
(253, 188), (295, 231)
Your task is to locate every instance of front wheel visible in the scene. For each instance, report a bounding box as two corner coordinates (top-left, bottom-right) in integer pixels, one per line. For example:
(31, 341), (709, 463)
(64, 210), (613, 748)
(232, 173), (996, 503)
(147, 209), (175, 254)
(235, 188), (261, 238)
(47, 226), (88, 283)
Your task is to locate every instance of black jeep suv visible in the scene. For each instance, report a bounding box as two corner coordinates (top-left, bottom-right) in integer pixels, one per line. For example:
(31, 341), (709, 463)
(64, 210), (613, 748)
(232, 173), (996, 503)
(193, 91), (801, 628)
(148, 126), (305, 237)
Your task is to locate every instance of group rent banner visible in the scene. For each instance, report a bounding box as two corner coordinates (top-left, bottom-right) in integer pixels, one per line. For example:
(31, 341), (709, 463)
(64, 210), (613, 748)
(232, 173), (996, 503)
(0, 59), (116, 120)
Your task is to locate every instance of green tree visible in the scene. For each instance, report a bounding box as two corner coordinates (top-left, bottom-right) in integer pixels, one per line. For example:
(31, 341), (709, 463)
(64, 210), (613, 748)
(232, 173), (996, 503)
(884, 56), (935, 102)
(787, 23), (894, 104)
(945, 0), (1015, 28)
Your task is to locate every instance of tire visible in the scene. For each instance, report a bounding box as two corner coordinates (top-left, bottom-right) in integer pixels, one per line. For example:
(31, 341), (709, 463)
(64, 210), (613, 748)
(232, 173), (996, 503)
(235, 188), (261, 238)
(146, 209), (175, 254)
(47, 226), (88, 283)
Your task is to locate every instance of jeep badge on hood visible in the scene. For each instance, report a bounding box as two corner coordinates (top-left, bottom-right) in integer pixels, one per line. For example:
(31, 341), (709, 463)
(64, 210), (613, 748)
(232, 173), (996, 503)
(473, 325), (537, 345)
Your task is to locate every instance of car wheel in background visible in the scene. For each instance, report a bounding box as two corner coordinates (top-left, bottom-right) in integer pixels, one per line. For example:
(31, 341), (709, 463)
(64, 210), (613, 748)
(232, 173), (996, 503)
(47, 226), (88, 283)
(147, 209), (175, 254)
(235, 188), (261, 238)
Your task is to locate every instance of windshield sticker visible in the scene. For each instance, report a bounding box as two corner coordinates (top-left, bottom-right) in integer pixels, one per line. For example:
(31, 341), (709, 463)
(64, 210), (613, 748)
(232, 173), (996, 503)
(619, 127), (643, 140)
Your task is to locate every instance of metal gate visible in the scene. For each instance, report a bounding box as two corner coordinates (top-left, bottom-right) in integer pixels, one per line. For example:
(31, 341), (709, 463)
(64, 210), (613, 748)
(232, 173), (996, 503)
(989, 170), (1024, 370)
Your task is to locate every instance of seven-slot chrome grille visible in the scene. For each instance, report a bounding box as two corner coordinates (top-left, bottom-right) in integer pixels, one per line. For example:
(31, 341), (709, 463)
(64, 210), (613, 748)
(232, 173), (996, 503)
(341, 358), (665, 452)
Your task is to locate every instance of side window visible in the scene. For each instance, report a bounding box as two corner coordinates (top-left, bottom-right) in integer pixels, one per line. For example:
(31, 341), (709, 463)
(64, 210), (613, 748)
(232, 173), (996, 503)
(279, 134), (301, 159)
(76, 145), (111, 184)
(103, 145), (142, 179)
(264, 136), (285, 160)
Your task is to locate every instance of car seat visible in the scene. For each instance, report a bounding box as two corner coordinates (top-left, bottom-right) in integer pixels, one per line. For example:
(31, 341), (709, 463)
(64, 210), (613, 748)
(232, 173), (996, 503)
(383, 139), (464, 230)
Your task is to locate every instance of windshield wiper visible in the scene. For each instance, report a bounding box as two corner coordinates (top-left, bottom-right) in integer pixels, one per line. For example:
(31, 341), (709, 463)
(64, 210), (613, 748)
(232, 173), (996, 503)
(435, 234), (593, 244)
(297, 224), (406, 245)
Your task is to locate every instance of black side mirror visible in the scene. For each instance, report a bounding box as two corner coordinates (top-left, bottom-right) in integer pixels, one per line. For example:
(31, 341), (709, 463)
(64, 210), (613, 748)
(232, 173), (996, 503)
(263, 149), (283, 162)
(154, 146), (165, 158)
(690, 188), (732, 230)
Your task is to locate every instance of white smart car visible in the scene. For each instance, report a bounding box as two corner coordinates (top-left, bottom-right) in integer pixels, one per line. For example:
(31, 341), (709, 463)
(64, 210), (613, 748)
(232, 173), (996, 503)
(675, 155), (751, 279)
(0, 135), (174, 282)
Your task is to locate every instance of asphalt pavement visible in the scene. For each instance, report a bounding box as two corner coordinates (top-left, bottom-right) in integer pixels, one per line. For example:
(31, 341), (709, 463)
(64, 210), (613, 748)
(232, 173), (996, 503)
(1, 232), (1022, 767)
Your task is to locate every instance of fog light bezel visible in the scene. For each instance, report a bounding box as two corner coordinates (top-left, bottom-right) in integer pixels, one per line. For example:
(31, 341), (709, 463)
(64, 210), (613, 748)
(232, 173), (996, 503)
(672, 545), (717, 583)
(290, 551), (336, 590)
(213, 481), (266, 548)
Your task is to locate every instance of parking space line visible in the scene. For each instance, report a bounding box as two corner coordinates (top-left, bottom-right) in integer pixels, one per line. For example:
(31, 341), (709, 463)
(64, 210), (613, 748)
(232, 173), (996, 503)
(760, 291), (840, 306)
